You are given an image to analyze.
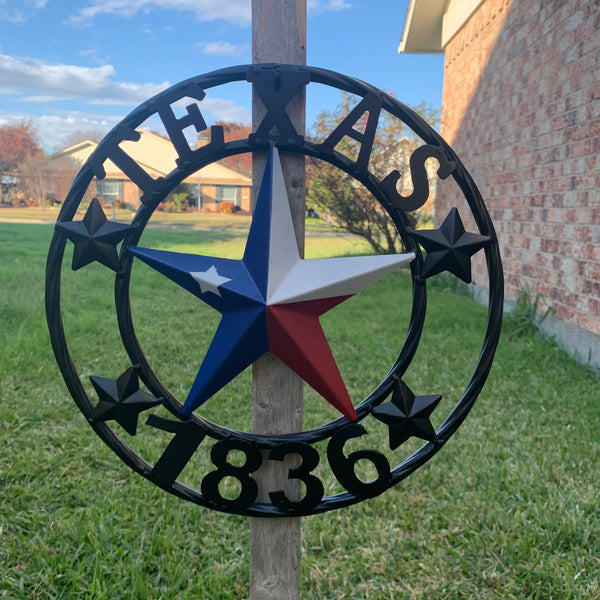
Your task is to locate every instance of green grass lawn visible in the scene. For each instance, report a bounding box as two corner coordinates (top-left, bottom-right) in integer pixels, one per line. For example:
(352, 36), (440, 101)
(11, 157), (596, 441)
(1, 222), (599, 599)
(0, 206), (333, 234)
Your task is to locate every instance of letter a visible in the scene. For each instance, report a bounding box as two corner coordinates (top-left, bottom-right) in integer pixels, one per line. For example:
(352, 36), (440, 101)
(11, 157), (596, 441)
(319, 93), (381, 173)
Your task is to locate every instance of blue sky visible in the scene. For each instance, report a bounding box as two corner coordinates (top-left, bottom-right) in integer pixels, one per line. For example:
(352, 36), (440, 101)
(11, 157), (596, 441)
(0, 0), (444, 151)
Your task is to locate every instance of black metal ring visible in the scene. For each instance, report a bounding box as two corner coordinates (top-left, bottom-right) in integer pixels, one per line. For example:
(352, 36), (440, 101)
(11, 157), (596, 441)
(45, 64), (503, 516)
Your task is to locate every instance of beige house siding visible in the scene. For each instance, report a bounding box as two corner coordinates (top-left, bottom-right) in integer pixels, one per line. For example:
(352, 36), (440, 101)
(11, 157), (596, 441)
(53, 129), (252, 211)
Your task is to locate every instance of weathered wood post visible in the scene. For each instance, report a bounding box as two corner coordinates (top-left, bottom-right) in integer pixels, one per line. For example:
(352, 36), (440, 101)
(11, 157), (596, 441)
(250, 1), (306, 599)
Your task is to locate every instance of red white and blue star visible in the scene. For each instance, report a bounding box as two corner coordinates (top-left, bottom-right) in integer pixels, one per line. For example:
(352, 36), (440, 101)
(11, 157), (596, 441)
(130, 148), (414, 421)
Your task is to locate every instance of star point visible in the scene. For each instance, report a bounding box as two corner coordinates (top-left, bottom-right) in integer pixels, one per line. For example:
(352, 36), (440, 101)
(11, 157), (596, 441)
(372, 380), (441, 450)
(410, 207), (489, 283)
(56, 197), (133, 271)
(90, 366), (161, 435)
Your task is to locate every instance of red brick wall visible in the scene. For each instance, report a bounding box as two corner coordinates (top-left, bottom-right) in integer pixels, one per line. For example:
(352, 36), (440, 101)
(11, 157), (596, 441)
(437, 0), (600, 335)
(123, 181), (141, 207)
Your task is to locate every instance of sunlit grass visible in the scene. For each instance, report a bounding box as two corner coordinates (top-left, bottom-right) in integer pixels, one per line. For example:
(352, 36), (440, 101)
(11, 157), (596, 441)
(0, 206), (335, 235)
(1, 223), (599, 599)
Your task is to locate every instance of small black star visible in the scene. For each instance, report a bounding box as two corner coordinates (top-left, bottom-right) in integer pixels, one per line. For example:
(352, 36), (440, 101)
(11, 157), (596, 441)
(372, 380), (441, 450)
(56, 198), (133, 271)
(410, 208), (489, 283)
(90, 366), (161, 435)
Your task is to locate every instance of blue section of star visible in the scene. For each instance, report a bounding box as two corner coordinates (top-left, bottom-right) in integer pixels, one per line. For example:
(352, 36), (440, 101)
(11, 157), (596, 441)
(127, 247), (269, 416)
(127, 250), (265, 312)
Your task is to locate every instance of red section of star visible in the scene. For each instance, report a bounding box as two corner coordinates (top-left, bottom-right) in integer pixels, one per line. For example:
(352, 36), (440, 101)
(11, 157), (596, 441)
(266, 295), (357, 421)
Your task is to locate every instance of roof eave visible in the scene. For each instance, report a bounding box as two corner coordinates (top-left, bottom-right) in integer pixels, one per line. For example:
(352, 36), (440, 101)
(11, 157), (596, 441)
(398, 0), (447, 54)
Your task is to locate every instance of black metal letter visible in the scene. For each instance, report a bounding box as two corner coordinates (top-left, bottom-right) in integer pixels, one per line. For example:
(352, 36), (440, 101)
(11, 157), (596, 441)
(381, 144), (456, 212)
(156, 83), (225, 167)
(88, 125), (158, 196)
(248, 67), (309, 145)
(319, 93), (382, 173)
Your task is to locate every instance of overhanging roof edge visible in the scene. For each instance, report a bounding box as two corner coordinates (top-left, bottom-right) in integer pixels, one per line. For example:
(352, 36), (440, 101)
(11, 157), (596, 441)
(398, 0), (447, 54)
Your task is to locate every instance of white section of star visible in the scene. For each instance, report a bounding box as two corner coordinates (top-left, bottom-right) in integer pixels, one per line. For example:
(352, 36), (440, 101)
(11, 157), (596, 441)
(263, 150), (415, 306)
(268, 254), (414, 304)
(191, 265), (232, 297)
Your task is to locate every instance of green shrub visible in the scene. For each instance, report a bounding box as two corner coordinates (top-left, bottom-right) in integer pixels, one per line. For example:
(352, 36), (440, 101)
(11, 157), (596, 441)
(162, 191), (191, 212)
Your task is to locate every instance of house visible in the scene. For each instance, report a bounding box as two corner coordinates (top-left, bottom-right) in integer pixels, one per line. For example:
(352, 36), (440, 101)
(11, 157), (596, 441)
(53, 129), (252, 212)
(400, 0), (600, 368)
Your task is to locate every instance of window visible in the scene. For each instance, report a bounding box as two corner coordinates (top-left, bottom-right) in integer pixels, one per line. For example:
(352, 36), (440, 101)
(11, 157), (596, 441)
(96, 179), (123, 202)
(215, 185), (240, 206)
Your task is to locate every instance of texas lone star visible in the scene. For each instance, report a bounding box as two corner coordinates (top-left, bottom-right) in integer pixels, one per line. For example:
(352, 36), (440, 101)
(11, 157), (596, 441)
(130, 148), (415, 421)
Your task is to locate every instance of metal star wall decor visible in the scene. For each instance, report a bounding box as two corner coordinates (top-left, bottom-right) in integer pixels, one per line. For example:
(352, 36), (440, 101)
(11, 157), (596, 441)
(56, 197), (134, 271)
(372, 380), (441, 450)
(45, 64), (503, 517)
(90, 366), (161, 436)
(410, 207), (490, 283)
(131, 149), (413, 421)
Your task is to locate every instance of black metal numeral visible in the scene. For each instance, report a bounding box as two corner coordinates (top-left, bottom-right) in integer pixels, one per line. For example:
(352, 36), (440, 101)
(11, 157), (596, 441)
(268, 442), (324, 513)
(201, 438), (262, 509)
(147, 415), (206, 486)
(327, 424), (391, 498)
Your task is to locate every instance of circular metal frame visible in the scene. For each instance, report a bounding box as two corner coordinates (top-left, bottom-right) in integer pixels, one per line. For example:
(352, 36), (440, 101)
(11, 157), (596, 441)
(45, 64), (503, 516)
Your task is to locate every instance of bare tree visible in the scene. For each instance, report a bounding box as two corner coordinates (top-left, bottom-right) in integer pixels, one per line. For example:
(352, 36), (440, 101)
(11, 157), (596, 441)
(49, 155), (81, 204)
(18, 152), (52, 206)
(0, 121), (40, 204)
(57, 128), (106, 152)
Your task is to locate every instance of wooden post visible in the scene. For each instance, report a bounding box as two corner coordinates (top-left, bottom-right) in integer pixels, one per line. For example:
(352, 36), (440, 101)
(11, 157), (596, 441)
(250, 1), (306, 599)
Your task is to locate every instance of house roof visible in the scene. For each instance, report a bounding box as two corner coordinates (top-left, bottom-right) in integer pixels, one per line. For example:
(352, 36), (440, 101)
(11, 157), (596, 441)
(54, 129), (252, 186)
(398, 0), (485, 53)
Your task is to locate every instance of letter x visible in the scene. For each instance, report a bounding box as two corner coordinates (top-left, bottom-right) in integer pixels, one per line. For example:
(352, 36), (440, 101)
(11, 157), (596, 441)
(248, 68), (310, 145)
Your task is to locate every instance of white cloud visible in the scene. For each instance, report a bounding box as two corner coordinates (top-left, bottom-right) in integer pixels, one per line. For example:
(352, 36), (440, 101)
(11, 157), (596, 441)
(20, 95), (73, 103)
(38, 113), (119, 149)
(66, 0), (350, 27)
(79, 48), (111, 66)
(0, 42), (251, 150)
(0, 52), (170, 105)
(0, 50), (251, 150)
(195, 97), (250, 124)
(0, 0), (47, 23)
(0, 8), (26, 23)
(157, 96), (250, 126)
(0, 108), (119, 151)
(198, 41), (250, 57)
(141, 25), (157, 39)
(68, 0), (251, 26)
(308, 0), (351, 15)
